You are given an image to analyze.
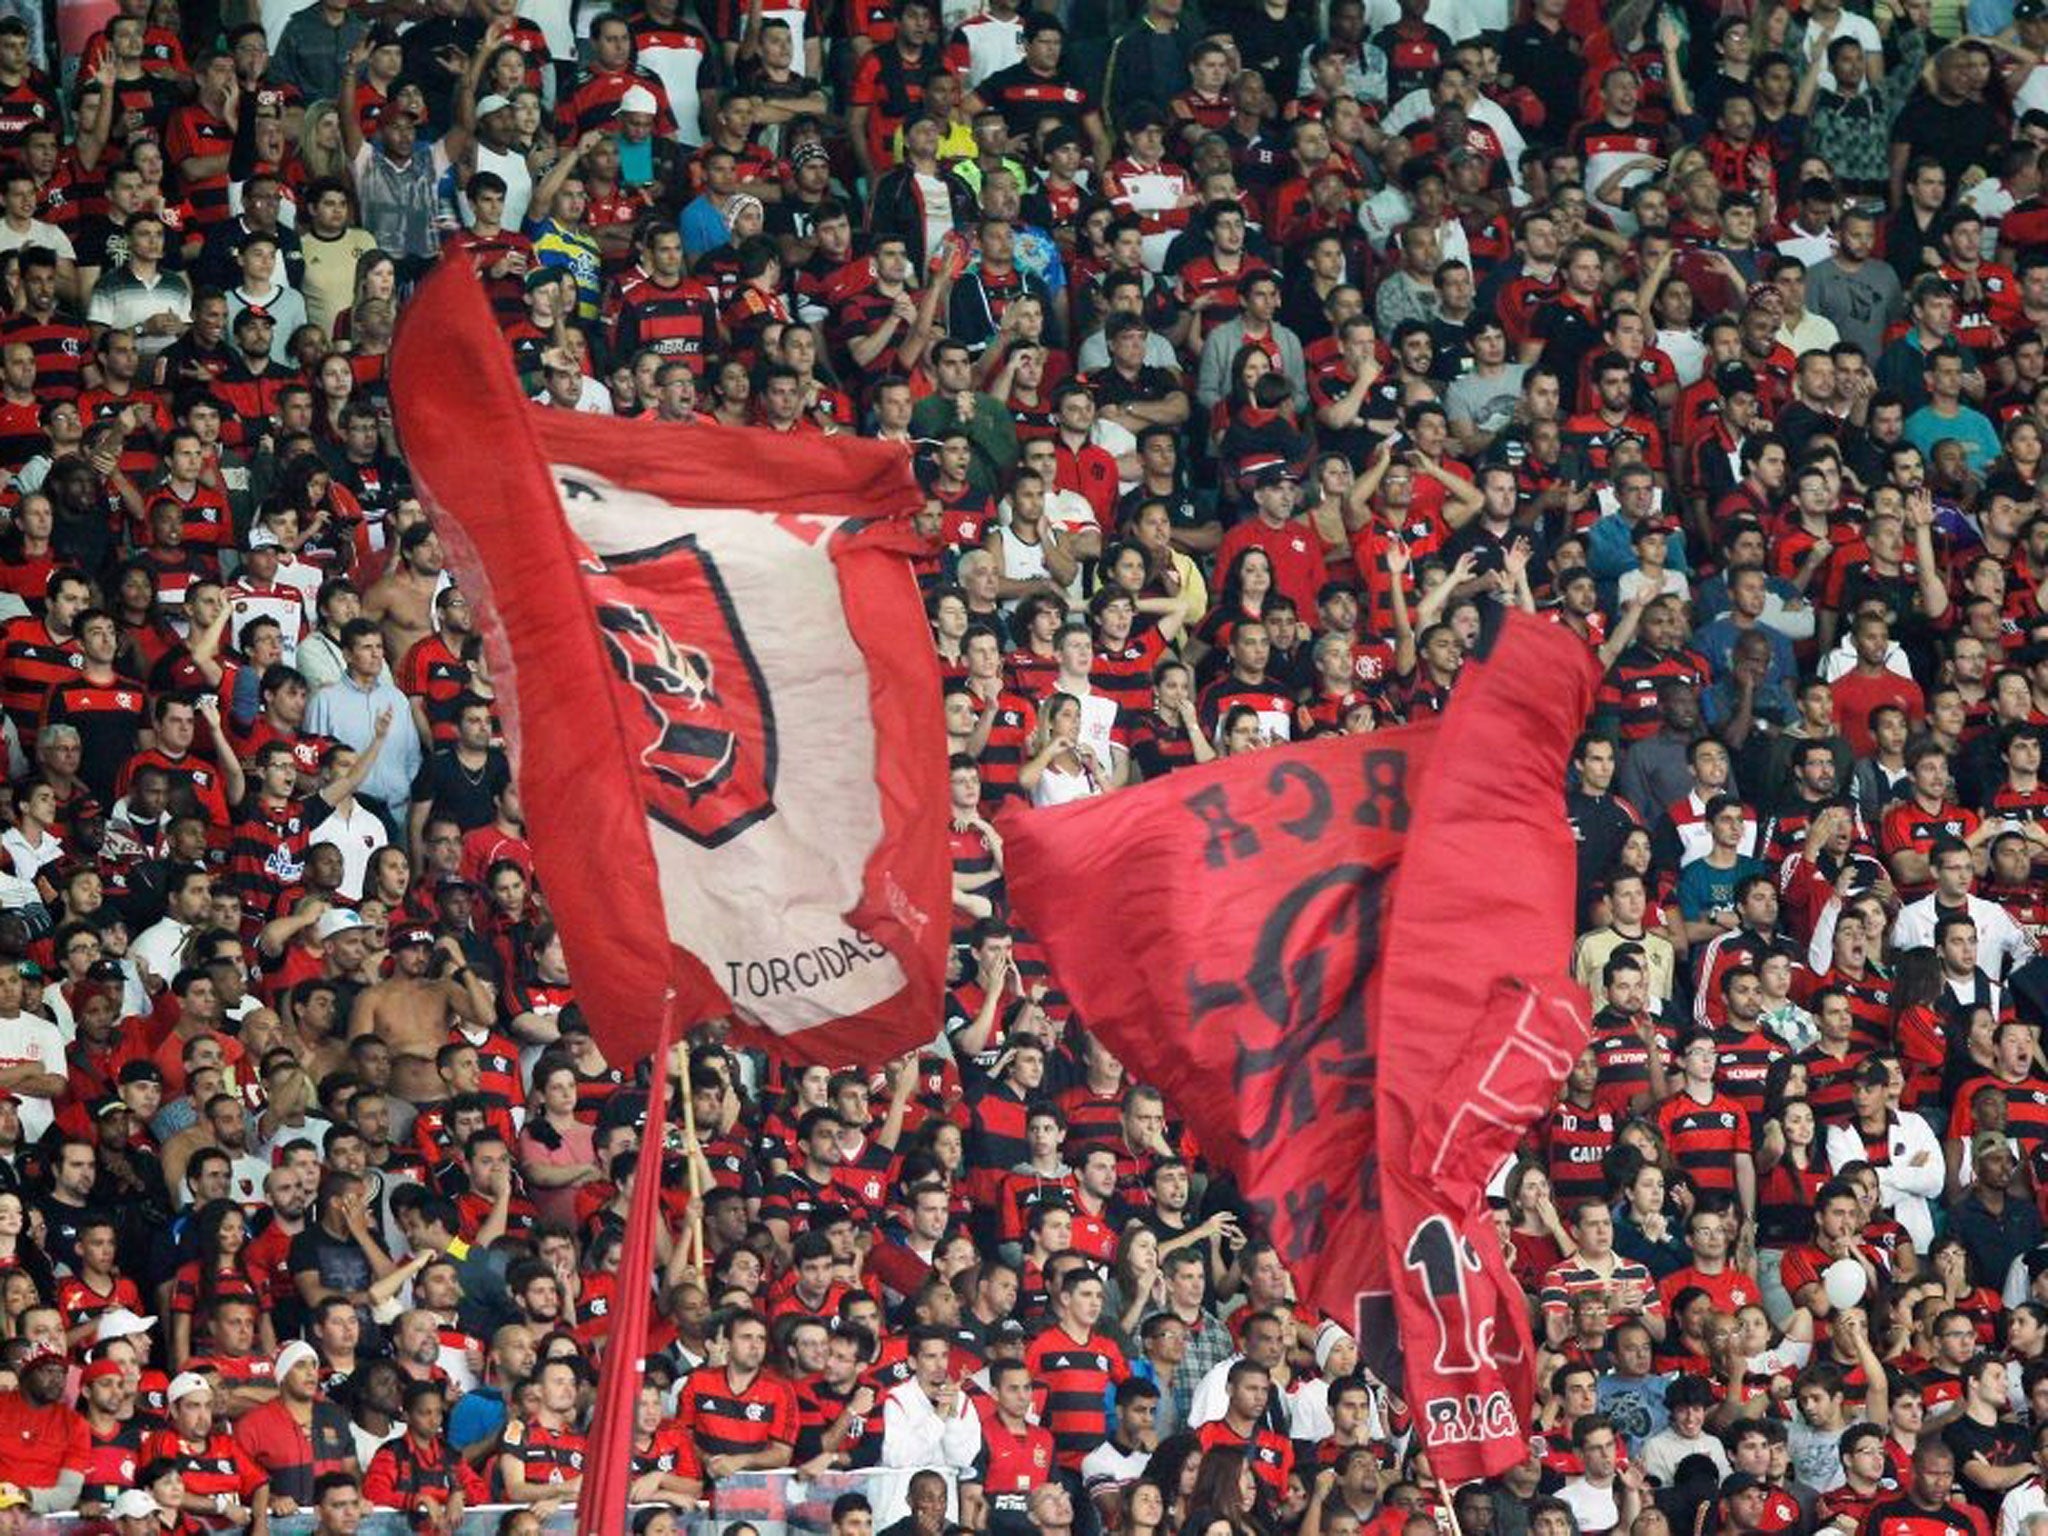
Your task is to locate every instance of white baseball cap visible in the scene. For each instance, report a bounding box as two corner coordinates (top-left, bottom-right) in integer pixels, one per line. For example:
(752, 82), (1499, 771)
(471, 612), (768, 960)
(617, 84), (657, 116)
(112, 1491), (162, 1521)
(166, 1371), (212, 1405)
(94, 1307), (157, 1343)
(276, 1340), (319, 1378)
(315, 909), (364, 942)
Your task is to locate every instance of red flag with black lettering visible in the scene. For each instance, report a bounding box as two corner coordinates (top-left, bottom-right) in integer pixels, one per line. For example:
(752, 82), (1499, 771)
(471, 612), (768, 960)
(389, 262), (949, 1072)
(1002, 712), (1436, 1323)
(1375, 614), (1598, 1482)
(1003, 613), (1595, 1484)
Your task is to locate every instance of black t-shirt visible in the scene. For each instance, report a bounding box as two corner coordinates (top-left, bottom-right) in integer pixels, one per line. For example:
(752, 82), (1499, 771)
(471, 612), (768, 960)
(1942, 1415), (2025, 1515)
(410, 746), (512, 830)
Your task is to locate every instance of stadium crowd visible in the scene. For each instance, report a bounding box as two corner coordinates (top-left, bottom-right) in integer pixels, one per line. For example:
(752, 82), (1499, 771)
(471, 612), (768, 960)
(30, 0), (2048, 1533)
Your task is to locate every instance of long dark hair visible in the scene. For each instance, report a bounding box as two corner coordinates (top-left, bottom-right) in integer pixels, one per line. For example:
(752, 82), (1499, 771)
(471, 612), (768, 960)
(191, 1197), (247, 1306)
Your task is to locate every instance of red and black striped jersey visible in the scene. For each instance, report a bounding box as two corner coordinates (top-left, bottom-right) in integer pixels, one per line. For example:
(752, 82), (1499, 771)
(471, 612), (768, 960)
(1755, 1157), (1828, 1246)
(1056, 1083), (1125, 1148)
(1820, 1480), (1901, 1533)
(0, 614), (80, 734)
(168, 1258), (264, 1317)
(1811, 966), (1895, 1054)
(441, 227), (536, 325)
(143, 481), (232, 552)
(1024, 1327), (1127, 1469)
(1586, 1010), (1674, 1116)
(1951, 1071), (2048, 1154)
(497, 1418), (586, 1491)
(165, 104), (233, 227)
(679, 1364), (799, 1459)
(972, 688), (1037, 802)
(57, 1273), (144, 1334)
(1197, 1417), (1294, 1504)
(556, 64), (675, 142)
(77, 385), (171, 477)
(1546, 1099), (1618, 1211)
(1597, 644), (1710, 741)
(365, 1430), (486, 1515)
(1881, 800), (1983, 900)
(227, 795), (334, 922)
(83, 1417), (143, 1510)
(1656, 1089), (1752, 1195)
(1175, 253), (1274, 340)
(758, 1168), (836, 1237)
(213, 361), (293, 434)
(629, 1422), (702, 1483)
(0, 77), (57, 157)
(793, 1376), (874, 1462)
(410, 1097), (519, 1167)
(1794, 1044), (1868, 1127)
(962, 1076), (1031, 1190)
(611, 275), (718, 371)
(0, 310), (89, 399)
(949, 818), (998, 894)
(826, 281), (910, 375)
(1863, 1494), (1986, 1536)
(1091, 632), (1166, 720)
(396, 633), (475, 748)
(1127, 711), (1197, 780)
(1712, 1023), (1787, 1127)
(998, 1167), (1075, 1243)
(138, 1428), (265, 1505)
(460, 1023), (525, 1112)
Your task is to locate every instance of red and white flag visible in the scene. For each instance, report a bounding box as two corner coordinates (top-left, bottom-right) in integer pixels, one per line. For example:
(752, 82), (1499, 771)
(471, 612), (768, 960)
(390, 263), (948, 1070)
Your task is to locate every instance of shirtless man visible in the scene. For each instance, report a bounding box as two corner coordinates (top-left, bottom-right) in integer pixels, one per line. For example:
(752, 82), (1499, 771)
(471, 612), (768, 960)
(285, 976), (352, 1085)
(349, 930), (495, 1105)
(362, 523), (448, 664)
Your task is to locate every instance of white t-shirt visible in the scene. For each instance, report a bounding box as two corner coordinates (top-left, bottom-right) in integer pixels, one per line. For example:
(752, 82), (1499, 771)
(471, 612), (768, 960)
(953, 11), (1023, 89)
(914, 170), (953, 268)
(309, 801), (389, 900)
(1559, 1479), (1621, 1536)
(129, 916), (193, 987)
(0, 1011), (66, 1143)
(518, 0), (576, 59)
(0, 217), (74, 260)
(1799, 9), (1882, 94)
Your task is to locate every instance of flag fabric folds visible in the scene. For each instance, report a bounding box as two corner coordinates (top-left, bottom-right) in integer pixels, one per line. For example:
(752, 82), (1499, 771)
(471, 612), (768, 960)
(1374, 614), (1599, 1481)
(389, 263), (949, 1071)
(1002, 612), (1596, 1485)
(1002, 709), (1438, 1321)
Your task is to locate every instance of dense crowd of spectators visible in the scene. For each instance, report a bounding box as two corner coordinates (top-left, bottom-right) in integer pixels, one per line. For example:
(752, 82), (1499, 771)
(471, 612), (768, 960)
(24, 0), (2048, 1534)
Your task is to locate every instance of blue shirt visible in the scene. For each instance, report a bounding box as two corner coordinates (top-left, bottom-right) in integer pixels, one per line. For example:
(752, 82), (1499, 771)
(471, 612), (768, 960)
(1702, 673), (1797, 733)
(305, 674), (423, 810)
(449, 1385), (508, 1449)
(1677, 855), (1769, 922)
(1692, 616), (1797, 687)
(680, 195), (731, 258)
(1904, 402), (2002, 474)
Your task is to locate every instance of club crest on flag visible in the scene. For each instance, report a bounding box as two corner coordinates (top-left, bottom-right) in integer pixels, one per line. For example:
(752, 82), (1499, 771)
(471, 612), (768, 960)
(584, 536), (778, 849)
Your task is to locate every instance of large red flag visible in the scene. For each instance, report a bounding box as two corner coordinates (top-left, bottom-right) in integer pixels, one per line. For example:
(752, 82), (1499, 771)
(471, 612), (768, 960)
(1003, 615), (1593, 1483)
(1375, 612), (1598, 1482)
(389, 263), (949, 1069)
(1002, 717), (1438, 1320)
